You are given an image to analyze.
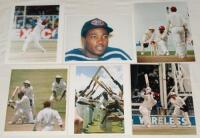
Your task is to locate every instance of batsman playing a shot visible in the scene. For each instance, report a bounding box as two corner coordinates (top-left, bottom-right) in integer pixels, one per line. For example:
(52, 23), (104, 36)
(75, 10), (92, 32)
(33, 100), (63, 131)
(10, 80), (35, 112)
(8, 91), (34, 124)
(168, 92), (191, 128)
(139, 87), (157, 128)
(22, 17), (48, 53)
(50, 75), (67, 101)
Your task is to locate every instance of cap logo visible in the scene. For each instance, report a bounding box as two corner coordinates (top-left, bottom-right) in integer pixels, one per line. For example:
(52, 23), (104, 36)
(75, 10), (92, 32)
(91, 19), (105, 26)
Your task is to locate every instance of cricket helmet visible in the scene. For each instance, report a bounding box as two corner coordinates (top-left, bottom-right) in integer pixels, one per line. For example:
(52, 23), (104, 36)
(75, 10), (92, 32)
(170, 6), (177, 12)
(168, 92), (176, 97)
(159, 25), (165, 30)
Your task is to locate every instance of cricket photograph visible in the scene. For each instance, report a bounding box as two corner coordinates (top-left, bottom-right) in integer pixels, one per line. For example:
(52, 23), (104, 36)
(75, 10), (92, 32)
(64, 15), (134, 62)
(6, 5), (59, 63)
(5, 69), (67, 131)
(131, 63), (196, 135)
(134, 1), (195, 63)
(73, 65), (124, 134)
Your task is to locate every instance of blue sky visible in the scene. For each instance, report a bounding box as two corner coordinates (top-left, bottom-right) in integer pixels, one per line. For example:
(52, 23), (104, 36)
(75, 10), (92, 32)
(76, 66), (99, 77)
(75, 65), (123, 96)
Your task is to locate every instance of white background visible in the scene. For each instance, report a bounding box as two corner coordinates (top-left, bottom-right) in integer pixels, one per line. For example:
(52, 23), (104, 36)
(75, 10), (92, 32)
(64, 15), (134, 61)
(0, 0), (200, 138)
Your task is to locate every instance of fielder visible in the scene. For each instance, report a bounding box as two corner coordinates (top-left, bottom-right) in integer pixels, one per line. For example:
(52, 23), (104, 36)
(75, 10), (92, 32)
(139, 87), (157, 128)
(166, 6), (189, 58)
(33, 101), (63, 131)
(8, 91), (34, 124)
(168, 92), (191, 127)
(75, 92), (91, 131)
(21, 80), (35, 108)
(50, 75), (67, 101)
(22, 17), (48, 53)
(141, 26), (156, 55)
(156, 25), (169, 55)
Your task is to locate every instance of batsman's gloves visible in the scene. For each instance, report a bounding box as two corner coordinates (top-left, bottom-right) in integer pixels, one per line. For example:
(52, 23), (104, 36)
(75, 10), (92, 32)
(180, 104), (188, 112)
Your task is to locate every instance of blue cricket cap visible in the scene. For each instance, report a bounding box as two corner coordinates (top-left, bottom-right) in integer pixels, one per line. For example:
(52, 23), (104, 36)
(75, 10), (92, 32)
(81, 18), (113, 37)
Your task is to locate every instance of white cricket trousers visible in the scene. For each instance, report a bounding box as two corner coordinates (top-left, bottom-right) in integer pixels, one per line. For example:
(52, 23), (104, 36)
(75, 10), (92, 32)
(139, 106), (151, 127)
(172, 107), (191, 126)
(171, 27), (187, 57)
(42, 125), (54, 131)
(13, 109), (34, 123)
(22, 33), (46, 52)
(158, 40), (168, 55)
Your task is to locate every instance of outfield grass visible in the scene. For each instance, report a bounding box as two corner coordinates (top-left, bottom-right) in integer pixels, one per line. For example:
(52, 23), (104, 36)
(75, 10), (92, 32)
(8, 41), (57, 63)
(133, 126), (196, 135)
(137, 50), (195, 56)
(85, 119), (124, 134)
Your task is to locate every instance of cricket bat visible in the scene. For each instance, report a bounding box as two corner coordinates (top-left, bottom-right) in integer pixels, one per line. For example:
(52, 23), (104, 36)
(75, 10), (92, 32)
(11, 86), (20, 99)
(144, 74), (149, 88)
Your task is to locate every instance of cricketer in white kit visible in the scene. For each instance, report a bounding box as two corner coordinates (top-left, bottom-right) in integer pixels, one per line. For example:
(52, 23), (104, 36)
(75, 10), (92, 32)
(9, 91), (34, 124)
(76, 95), (90, 129)
(168, 92), (191, 127)
(141, 26), (156, 55)
(34, 101), (63, 131)
(166, 6), (188, 58)
(156, 25), (169, 55)
(22, 18), (48, 53)
(139, 87), (157, 128)
(50, 75), (67, 101)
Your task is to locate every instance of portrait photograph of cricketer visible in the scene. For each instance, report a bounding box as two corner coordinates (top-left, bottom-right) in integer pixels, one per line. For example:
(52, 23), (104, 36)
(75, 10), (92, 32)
(64, 16), (134, 62)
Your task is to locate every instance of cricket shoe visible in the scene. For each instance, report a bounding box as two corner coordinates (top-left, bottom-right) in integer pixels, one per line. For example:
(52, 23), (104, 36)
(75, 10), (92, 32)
(179, 55), (185, 59)
(170, 124), (179, 128)
(28, 120), (35, 124)
(42, 49), (47, 53)
(8, 121), (15, 125)
(22, 51), (27, 55)
(145, 124), (151, 128)
(23, 119), (35, 124)
(183, 124), (191, 128)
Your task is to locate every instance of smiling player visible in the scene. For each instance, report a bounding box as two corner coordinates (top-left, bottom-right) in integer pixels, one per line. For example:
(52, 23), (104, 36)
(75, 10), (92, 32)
(65, 18), (131, 61)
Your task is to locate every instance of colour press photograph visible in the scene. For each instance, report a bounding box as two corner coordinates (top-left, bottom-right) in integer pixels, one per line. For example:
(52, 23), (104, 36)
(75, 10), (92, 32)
(131, 63), (196, 135)
(134, 1), (195, 63)
(73, 65), (124, 134)
(64, 16), (134, 62)
(5, 69), (67, 131)
(6, 5), (60, 63)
